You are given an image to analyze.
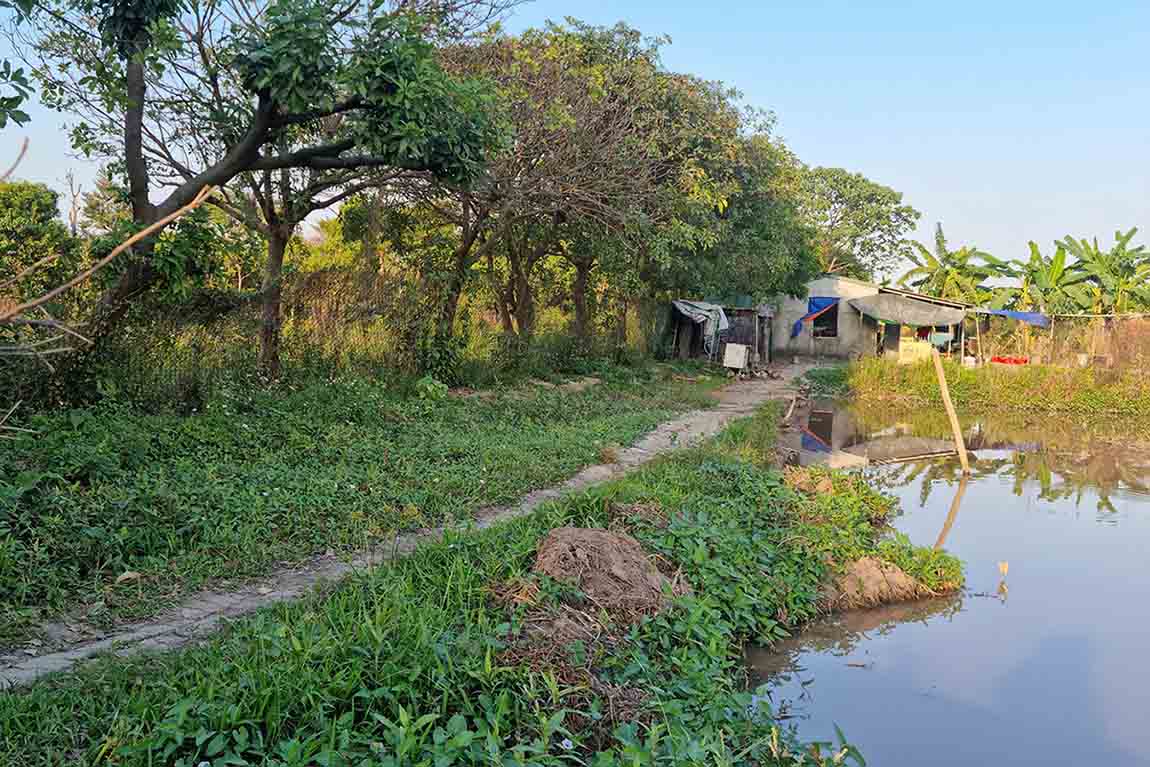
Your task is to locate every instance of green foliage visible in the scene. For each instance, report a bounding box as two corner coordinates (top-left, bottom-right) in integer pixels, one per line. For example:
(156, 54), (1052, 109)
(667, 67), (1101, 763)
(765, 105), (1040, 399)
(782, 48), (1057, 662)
(898, 223), (1009, 304)
(877, 533), (964, 592)
(1005, 241), (1090, 314)
(802, 365), (850, 398)
(86, 0), (185, 56)
(0, 181), (80, 299)
(0, 57), (31, 127)
(413, 374), (447, 401)
(798, 166), (921, 280)
(896, 226), (1150, 316)
(0, 366), (719, 640)
(848, 357), (1150, 415)
(0, 402), (956, 766)
(1056, 228), (1150, 314)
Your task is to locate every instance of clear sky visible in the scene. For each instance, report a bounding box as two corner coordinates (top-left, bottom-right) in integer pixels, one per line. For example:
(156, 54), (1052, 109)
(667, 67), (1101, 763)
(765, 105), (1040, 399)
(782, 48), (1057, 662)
(4, 0), (1148, 265)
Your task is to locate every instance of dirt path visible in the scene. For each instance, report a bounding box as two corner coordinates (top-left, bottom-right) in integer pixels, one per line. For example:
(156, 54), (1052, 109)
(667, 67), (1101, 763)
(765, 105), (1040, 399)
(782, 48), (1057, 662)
(0, 364), (813, 688)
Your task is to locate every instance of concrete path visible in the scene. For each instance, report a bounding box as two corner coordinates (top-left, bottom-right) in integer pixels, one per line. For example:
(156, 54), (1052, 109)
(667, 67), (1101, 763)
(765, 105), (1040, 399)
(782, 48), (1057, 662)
(0, 365), (812, 688)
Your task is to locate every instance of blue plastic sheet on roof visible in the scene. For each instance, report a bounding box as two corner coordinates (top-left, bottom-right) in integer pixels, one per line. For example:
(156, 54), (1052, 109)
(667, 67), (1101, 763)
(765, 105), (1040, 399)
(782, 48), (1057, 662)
(981, 309), (1050, 328)
(791, 297), (839, 338)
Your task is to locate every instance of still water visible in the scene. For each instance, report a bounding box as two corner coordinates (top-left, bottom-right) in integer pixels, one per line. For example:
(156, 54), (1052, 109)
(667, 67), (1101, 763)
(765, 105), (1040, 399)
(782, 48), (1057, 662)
(750, 406), (1150, 765)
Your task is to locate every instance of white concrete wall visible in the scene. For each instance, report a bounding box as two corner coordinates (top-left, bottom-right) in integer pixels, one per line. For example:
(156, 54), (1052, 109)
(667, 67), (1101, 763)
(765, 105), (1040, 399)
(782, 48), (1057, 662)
(771, 276), (880, 359)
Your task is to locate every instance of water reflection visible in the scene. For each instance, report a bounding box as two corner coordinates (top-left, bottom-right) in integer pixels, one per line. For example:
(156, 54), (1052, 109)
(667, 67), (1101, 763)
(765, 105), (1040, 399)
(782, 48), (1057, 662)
(800, 401), (1150, 515)
(754, 405), (1150, 765)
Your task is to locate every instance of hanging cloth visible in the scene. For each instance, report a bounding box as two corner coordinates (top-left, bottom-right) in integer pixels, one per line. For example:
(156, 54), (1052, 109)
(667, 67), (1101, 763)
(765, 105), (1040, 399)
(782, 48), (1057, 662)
(791, 297), (839, 338)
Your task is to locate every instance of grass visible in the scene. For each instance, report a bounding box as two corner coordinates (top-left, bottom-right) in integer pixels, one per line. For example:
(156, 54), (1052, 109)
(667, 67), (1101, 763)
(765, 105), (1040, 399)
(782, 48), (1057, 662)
(800, 365), (850, 399)
(848, 357), (1150, 415)
(0, 403), (963, 766)
(0, 360), (720, 644)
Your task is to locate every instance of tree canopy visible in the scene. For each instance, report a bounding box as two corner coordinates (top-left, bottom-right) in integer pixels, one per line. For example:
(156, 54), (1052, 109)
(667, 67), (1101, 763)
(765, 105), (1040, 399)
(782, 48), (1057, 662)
(798, 166), (921, 280)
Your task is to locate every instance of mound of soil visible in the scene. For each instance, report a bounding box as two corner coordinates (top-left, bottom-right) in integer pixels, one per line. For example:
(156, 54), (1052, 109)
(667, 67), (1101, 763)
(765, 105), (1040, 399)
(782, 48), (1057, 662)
(824, 557), (926, 610)
(534, 527), (690, 621)
(784, 466), (835, 495)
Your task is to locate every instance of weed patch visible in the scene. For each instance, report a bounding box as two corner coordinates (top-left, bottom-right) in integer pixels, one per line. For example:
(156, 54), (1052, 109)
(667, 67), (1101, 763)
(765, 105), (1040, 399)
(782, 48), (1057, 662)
(801, 365), (851, 398)
(0, 362), (720, 644)
(849, 357), (1150, 414)
(0, 403), (961, 766)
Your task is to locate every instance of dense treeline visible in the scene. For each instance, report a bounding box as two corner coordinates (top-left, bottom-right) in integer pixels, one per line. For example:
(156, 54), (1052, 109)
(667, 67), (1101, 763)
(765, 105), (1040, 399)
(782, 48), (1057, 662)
(1, 0), (924, 400)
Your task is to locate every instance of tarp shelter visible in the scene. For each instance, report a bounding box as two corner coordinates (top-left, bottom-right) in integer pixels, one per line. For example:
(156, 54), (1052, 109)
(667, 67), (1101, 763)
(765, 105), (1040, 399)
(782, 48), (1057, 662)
(671, 300), (729, 358)
(791, 297), (839, 338)
(976, 309), (1050, 329)
(848, 293), (966, 327)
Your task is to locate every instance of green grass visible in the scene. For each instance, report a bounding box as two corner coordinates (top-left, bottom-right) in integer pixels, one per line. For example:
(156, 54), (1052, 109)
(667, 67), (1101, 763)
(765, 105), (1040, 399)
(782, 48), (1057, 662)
(0, 403), (962, 766)
(0, 361), (720, 644)
(800, 365), (850, 399)
(848, 357), (1150, 414)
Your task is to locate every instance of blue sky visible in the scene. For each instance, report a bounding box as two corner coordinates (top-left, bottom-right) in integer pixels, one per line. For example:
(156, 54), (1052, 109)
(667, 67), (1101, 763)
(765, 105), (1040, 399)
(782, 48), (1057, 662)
(4, 0), (1148, 269)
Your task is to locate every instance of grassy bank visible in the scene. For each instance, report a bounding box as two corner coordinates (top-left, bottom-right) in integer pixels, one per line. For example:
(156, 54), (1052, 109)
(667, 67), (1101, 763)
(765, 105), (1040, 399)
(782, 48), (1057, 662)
(0, 404), (962, 766)
(849, 357), (1150, 414)
(0, 362), (718, 644)
(800, 366), (850, 398)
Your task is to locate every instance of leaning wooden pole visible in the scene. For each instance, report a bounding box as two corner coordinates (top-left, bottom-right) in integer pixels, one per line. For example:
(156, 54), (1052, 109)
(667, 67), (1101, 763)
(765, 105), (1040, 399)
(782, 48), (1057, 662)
(932, 347), (971, 475)
(934, 474), (969, 550)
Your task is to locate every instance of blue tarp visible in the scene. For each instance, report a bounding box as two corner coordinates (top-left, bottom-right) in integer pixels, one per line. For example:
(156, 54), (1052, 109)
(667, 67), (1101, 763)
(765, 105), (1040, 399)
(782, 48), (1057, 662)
(980, 309), (1050, 329)
(791, 297), (839, 339)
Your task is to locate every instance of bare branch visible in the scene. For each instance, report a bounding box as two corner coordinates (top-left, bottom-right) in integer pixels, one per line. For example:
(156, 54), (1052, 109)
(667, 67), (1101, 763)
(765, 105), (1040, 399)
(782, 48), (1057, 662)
(2, 138), (29, 181)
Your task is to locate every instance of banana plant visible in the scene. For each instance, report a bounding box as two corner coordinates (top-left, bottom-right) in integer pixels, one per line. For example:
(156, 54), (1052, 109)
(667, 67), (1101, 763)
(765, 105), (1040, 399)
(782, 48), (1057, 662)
(1009, 241), (1090, 313)
(1057, 228), (1150, 314)
(899, 223), (1010, 303)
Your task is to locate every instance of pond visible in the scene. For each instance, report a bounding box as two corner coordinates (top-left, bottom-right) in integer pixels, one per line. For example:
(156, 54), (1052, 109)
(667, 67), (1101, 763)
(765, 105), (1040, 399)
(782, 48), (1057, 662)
(752, 404), (1150, 765)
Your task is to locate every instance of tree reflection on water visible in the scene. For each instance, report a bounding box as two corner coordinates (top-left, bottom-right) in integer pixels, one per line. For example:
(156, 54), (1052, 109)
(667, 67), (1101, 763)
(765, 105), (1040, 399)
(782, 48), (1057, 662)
(855, 408), (1150, 514)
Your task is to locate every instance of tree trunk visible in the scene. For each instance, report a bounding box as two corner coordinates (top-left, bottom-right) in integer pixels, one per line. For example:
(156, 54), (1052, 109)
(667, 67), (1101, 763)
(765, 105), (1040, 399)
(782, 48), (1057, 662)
(615, 299), (628, 348)
(52, 51), (156, 389)
(486, 249), (515, 336)
(359, 192), (384, 269)
(572, 259), (592, 342)
(509, 244), (535, 340)
(260, 226), (291, 379)
(437, 270), (465, 339)
(82, 52), (158, 339)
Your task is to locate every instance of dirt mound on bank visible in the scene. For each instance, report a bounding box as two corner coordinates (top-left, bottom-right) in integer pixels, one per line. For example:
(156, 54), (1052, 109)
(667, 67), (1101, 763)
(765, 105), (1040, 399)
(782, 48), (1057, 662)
(824, 557), (927, 609)
(784, 466), (835, 495)
(534, 527), (690, 620)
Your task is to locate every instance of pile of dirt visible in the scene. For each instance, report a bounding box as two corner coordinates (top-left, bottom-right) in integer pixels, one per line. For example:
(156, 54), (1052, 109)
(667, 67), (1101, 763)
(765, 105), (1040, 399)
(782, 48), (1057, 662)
(533, 527), (690, 621)
(784, 466), (835, 495)
(823, 557), (927, 610)
(490, 527), (685, 742)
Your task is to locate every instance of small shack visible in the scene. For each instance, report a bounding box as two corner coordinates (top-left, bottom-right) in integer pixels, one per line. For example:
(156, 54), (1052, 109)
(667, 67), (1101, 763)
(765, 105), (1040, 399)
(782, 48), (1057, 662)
(771, 275), (968, 361)
(669, 300), (773, 366)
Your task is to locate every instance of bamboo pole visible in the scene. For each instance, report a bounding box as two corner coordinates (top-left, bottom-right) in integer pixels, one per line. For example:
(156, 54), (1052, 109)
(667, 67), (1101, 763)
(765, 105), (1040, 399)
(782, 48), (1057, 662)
(932, 347), (971, 475)
(934, 475), (969, 549)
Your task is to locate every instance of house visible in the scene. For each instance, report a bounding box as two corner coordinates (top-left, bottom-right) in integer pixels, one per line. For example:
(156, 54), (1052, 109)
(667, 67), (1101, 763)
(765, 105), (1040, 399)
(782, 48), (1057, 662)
(771, 275), (968, 360)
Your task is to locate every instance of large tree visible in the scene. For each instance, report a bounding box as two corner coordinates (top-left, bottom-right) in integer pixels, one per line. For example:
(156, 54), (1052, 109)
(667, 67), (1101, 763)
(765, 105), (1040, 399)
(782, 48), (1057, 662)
(15, 0), (509, 347)
(398, 20), (668, 341)
(798, 166), (920, 280)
